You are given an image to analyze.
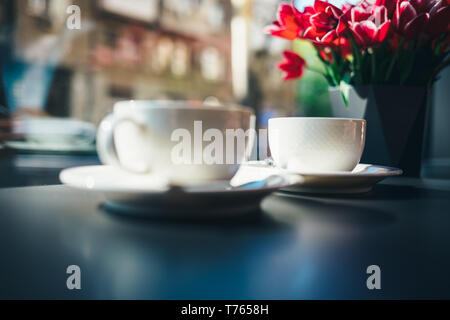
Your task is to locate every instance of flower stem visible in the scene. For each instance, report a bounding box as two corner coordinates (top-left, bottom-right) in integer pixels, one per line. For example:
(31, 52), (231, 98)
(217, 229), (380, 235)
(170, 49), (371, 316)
(371, 51), (376, 83)
(349, 36), (362, 84)
(325, 64), (339, 86)
(315, 48), (338, 86)
(433, 34), (446, 55)
(385, 38), (404, 82)
(306, 66), (326, 76)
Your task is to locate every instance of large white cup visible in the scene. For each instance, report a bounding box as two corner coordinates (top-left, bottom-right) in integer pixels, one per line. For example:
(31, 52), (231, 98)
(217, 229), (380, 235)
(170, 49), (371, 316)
(97, 100), (255, 184)
(268, 117), (366, 172)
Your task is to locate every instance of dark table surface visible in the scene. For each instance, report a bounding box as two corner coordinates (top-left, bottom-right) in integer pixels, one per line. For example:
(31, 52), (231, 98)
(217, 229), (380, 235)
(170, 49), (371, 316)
(1, 150), (450, 299)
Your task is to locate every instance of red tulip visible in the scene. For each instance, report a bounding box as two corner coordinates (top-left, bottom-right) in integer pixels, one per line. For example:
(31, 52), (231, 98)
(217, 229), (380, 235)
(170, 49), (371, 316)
(393, 0), (449, 38)
(393, 1), (428, 38)
(266, 2), (304, 40)
(278, 51), (306, 80)
(302, 0), (348, 44)
(349, 5), (392, 47)
(352, 21), (392, 46)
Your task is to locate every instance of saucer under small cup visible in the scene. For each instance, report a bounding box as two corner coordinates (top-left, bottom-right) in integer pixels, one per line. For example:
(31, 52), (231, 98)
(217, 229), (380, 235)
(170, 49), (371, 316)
(231, 161), (403, 194)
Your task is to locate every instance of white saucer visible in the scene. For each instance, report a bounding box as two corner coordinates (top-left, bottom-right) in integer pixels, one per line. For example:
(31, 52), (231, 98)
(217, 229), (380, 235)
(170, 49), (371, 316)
(231, 161), (403, 194)
(59, 165), (300, 218)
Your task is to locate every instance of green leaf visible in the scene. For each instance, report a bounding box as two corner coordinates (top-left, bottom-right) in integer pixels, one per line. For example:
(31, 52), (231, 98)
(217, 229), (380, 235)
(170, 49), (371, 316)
(339, 81), (351, 107)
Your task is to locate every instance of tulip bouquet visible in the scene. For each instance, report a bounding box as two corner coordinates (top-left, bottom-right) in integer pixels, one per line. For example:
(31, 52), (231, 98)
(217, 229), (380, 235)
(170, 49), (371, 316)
(267, 0), (450, 97)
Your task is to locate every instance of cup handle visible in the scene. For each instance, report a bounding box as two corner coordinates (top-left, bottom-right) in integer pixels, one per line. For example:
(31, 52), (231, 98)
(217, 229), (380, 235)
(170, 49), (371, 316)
(96, 113), (149, 172)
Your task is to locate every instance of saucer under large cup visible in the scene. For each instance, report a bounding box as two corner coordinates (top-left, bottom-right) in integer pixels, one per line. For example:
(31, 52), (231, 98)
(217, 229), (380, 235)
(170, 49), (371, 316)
(231, 161), (403, 194)
(59, 165), (300, 218)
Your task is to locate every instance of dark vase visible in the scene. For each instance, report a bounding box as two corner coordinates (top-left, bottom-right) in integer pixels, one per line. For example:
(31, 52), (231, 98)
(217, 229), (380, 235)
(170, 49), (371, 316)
(329, 85), (431, 177)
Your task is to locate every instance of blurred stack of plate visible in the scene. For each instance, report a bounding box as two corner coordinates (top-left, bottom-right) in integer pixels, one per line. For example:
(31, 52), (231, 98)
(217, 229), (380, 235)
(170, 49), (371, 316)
(5, 118), (97, 154)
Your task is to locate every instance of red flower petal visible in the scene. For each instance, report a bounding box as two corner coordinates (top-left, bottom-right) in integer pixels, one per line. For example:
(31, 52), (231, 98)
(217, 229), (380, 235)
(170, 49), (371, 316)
(325, 5), (344, 19)
(397, 2), (418, 30)
(353, 21), (378, 47)
(350, 24), (365, 44)
(283, 50), (302, 62)
(427, 5), (450, 34)
(403, 12), (429, 38)
(277, 51), (306, 81)
(371, 5), (388, 23)
(375, 0), (396, 16)
(321, 29), (338, 43)
(310, 11), (337, 34)
(351, 6), (371, 22)
(411, 0), (436, 13)
(376, 20), (391, 42)
(304, 6), (316, 14)
(303, 26), (321, 40)
(314, 0), (331, 13)
(336, 15), (348, 35)
(266, 3), (304, 40)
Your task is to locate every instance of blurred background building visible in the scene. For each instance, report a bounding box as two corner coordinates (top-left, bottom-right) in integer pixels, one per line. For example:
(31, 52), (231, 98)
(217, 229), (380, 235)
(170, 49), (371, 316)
(0, 0), (302, 128)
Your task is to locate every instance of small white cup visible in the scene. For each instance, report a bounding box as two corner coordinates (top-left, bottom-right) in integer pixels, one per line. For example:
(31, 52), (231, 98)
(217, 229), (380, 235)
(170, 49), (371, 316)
(97, 100), (254, 184)
(268, 117), (366, 172)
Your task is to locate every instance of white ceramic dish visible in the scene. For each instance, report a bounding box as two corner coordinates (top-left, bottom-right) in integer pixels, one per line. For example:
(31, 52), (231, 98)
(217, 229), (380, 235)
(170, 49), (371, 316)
(21, 118), (96, 145)
(231, 161), (403, 194)
(59, 165), (300, 218)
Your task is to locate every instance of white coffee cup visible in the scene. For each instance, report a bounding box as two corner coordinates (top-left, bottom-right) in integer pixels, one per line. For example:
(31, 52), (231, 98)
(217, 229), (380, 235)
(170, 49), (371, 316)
(97, 100), (255, 184)
(268, 117), (366, 172)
